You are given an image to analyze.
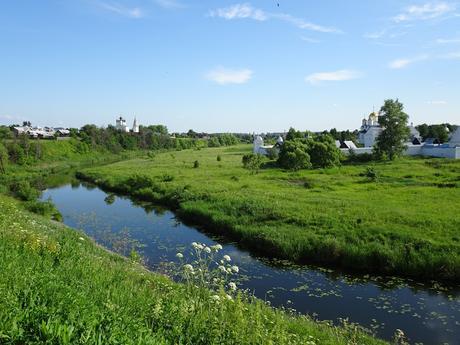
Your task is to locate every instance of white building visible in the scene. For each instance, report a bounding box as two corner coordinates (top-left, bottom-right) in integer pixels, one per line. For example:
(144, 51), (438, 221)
(358, 112), (383, 147)
(253, 135), (283, 155)
(132, 117), (139, 133)
(116, 116), (130, 132)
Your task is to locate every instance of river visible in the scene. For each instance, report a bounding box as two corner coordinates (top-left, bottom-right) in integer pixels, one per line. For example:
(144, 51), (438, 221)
(42, 180), (460, 344)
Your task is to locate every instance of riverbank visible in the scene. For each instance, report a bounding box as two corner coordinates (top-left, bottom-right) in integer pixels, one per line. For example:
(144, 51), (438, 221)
(77, 145), (460, 282)
(0, 194), (386, 344)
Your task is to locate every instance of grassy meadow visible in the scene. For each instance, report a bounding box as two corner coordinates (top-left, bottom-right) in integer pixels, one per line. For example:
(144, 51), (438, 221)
(0, 194), (386, 344)
(78, 144), (460, 282)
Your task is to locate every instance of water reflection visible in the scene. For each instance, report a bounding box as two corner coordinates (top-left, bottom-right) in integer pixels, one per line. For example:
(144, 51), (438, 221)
(42, 182), (460, 344)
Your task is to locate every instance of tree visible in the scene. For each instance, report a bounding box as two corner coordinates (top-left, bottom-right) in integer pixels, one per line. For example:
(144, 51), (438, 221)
(374, 99), (410, 160)
(277, 140), (311, 170)
(309, 134), (342, 168)
(242, 153), (264, 173)
(285, 127), (304, 141)
(0, 142), (8, 173)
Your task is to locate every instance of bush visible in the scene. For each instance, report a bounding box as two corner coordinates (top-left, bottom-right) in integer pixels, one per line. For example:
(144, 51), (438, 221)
(217, 155), (222, 162)
(193, 160), (200, 168)
(161, 174), (175, 182)
(9, 181), (40, 201)
(242, 153), (264, 173)
(25, 199), (62, 221)
(277, 140), (311, 171)
(363, 167), (379, 182)
(308, 138), (341, 169)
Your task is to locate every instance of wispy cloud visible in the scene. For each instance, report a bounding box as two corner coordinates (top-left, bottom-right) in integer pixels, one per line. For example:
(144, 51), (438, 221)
(206, 67), (253, 85)
(209, 3), (267, 21)
(426, 100), (448, 105)
(389, 55), (429, 69)
(98, 2), (144, 18)
(436, 37), (460, 44)
(300, 36), (320, 43)
(209, 3), (341, 33)
(393, 2), (456, 22)
(441, 51), (460, 59)
(154, 0), (184, 9)
(305, 70), (362, 84)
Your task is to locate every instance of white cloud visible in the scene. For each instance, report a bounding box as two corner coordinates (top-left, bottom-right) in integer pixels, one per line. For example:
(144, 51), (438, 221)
(154, 0), (184, 9)
(209, 3), (341, 33)
(389, 55), (429, 69)
(436, 37), (460, 44)
(441, 51), (460, 59)
(209, 3), (267, 21)
(427, 100), (448, 105)
(272, 13), (342, 33)
(393, 2), (456, 22)
(305, 70), (362, 84)
(206, 67), (253, 85)
(98, 2), (144, 18)
(300, 36), (320, 43)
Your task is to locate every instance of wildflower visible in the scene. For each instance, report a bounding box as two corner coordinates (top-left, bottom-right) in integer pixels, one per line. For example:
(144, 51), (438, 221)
(79, 237), (85, 241)
(223, 255), (231, 262)
(191, 242), (198, 248)
(228, 282), (237, 291)
(227, 268), (233, 274)
(231, 265), (239, 273)
(211, 244), (223, 251)
(184, 264), (194, 272)
(211, 295), (220, 302)
(218, 265), (226, 273)
(226, 294), (233, 301)
(204, 247), (211, 254)
(176, 253), (184, 259)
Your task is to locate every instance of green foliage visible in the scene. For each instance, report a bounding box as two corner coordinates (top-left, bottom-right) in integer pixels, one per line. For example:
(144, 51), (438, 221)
(9, 180), (40, 201)
(0, 142), (8, 173)
(309, 134), (342, 168)
(362, 167), (379, 182)
(217, 155), (222, 162)
(193, 160), (200, 168)
(374, 99), (410, 160)
(277, 140), (311, 170)
(285, 127), (305, 141)
(0, 195), (384, 345)
(416, 123), (452, 143)
(25, 199), (63, 221)
(242, 153), (264, 173)
(7, 142), (26, 165)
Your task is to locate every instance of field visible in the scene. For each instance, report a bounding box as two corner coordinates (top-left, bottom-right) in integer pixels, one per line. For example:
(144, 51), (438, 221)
(79, 144), (460, 282)
(0, 194), (385, 344)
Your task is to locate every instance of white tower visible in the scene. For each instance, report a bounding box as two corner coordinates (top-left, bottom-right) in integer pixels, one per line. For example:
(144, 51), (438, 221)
(116, 116), (129, 132)
(253, 135), (264, 154)
(132, 117), (139, 133)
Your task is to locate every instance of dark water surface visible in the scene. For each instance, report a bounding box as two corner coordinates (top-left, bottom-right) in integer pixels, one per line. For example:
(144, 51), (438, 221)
(42, 182), (460, 344)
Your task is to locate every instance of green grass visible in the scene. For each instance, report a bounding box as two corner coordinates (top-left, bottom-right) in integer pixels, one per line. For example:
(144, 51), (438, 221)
(78, 144), (460, 282)
(0, 194), (385, 344)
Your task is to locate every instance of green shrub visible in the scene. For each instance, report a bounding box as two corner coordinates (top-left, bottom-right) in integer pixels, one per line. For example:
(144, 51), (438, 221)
(277, 140), (311, 171)
(242, 153), (264, 173)
(9, 180), (40, 201)
(217, 155), (222, 162)
(25, 199), (62, 221)
(193, 160), (200, 168)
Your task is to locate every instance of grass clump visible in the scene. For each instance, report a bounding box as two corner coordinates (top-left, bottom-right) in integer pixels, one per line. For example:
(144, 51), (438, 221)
(0, 194), (385, 345)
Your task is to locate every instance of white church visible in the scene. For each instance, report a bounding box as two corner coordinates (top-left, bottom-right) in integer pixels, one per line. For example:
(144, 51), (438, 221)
(115, 116), (139, 133)
(354, 111), (460, 159)
(253, 135), (284, 155)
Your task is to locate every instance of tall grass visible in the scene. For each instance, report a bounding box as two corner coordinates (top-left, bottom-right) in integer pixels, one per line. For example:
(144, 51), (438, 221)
(78, 145), (460, 282)
(0, 195), (385, 344)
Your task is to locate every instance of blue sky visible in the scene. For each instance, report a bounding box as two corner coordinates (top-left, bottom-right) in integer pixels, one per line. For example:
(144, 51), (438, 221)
(1, 1), (459, 132)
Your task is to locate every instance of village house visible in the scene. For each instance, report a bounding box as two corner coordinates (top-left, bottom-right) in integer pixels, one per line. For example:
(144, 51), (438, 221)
(13, 122), (70, 140)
